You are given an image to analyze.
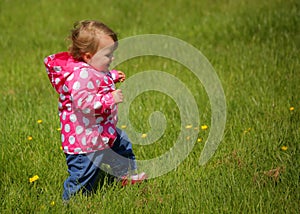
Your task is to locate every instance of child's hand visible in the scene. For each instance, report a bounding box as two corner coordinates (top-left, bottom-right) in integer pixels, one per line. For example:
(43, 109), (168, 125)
(118, 71), (126, 82)
(112, 89), (123, 104)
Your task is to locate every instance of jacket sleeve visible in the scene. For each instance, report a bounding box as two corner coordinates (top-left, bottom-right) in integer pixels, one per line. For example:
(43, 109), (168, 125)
(110, 70), (120, 83)
(68, 68), (116, 116)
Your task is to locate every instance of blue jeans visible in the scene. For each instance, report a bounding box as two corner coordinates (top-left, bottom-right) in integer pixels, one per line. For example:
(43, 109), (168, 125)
(62, 128), (137, 201)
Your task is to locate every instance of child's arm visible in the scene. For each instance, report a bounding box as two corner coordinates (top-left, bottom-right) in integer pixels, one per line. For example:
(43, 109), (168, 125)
(110, 70), (126, 83)
(69, 69), (118, 116)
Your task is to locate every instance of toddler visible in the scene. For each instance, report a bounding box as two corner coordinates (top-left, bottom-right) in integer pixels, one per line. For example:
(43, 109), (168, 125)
(43, 20), (146, 201)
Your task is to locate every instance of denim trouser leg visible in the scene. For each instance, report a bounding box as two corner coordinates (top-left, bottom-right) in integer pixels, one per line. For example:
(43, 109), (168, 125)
(103, 128), (137, 177)
(62, 151), (104, 201)
(62, 128), (137, 200)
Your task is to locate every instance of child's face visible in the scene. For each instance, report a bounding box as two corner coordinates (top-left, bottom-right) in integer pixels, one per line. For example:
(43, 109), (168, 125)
(85, 35), (117, 72)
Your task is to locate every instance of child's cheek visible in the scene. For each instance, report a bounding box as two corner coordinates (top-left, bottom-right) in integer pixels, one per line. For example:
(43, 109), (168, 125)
(89, 54), (104, 71)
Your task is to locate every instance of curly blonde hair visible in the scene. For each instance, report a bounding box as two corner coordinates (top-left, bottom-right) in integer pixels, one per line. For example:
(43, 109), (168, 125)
(68, 20), (118, 61)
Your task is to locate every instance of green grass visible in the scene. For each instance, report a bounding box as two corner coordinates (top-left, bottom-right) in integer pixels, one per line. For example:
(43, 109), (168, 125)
(0, 0), (299, 213)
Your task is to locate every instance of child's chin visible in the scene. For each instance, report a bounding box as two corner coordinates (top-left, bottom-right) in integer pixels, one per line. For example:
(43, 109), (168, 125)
(96, 67), (109, 72)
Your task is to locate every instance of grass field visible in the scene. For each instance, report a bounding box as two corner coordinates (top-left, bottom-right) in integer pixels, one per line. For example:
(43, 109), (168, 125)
(0, 0), (299, 213)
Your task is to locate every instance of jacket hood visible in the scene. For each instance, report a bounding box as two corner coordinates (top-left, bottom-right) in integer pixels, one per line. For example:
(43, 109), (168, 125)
(44, 52), (88, 93)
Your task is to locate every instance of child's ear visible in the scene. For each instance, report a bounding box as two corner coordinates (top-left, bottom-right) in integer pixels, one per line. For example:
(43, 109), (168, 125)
(82, 52), (93, 63)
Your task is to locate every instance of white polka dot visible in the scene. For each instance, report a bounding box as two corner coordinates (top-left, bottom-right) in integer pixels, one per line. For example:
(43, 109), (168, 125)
(86, 128), (92, 135)
(108, 126), (115, 135)
(105, 94), (110, 100)
(74, 148), (82, 153)
(111, 73), (116, 80)
(64, 146), (69, 152)
(102, 137), (109, 144)
(96, 117), (104, 123)
(86, 95), (93, 103)
(60, 94), (66, 101)
(63, 85), (68, 93)
(87, 81), (94, 89)
(61, 134), (65, 142)
(83, 117), (90, 126)
(66, 103), (72, 111)
(64, 124), (70, 133)
(62, 112), (67, 120)
(58, 102), (63, 109)
(96, 80), (100, 87)
(81, 137), (86, 145)
(76, 126), (83, 134)
(53, 66), (61, 72)
(98, 125), (103, 133)
(103, 76), (108, 84)
(82, 108), (91, 114)
(77, 98), (83, 107)
(70, 114), (77, 122)
(102, 87), (109, 93)
(69, 136), (75, 144)
(80, 70), (89, 79)
(67, 73), (74, 81)
(94, 101), (102, 109)
(55, 78), (60, 85)
(73, 81), (80, 90)
(92, 137), (97, 145)
(63, 72), (70, 78)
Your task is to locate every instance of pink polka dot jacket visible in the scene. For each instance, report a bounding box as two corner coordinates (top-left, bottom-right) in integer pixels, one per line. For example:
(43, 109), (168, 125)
(44, 52), (121, 154)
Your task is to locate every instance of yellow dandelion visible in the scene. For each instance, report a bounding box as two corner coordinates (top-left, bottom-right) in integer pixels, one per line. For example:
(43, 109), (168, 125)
(56, 127), (61, 131)
(50, 201), (55, 206)
(289, 107), (294, 111)
(186, 136), (190, 140)
(141, 133), (147, 138)
(27, 136), (33, 141)
(37, 119), (43, 124)
(185, 125), (192, 129)
(197, 138), (202, 142)
(243, 128), (251, 134)
(121, 125), (127, 129)
(281, 146), (288, 151)
(29, 175), (39, 183)
(201, 125), (208, 130)
(60, 146), (63, 150)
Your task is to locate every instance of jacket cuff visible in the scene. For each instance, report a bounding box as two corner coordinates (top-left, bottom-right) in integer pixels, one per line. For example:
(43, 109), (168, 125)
(110, 70), (119, 82)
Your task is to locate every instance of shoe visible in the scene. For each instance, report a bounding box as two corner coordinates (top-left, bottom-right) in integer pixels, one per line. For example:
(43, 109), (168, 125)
(121, 172), (147, 186)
